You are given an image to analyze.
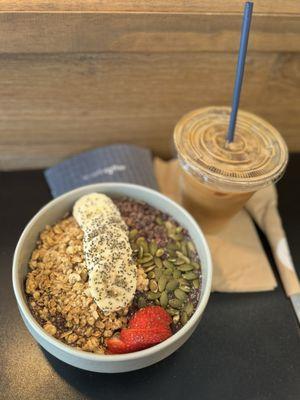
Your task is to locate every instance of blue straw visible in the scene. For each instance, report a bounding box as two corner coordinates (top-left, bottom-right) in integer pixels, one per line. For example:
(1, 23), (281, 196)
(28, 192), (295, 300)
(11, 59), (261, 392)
(227, 2), (253, 143)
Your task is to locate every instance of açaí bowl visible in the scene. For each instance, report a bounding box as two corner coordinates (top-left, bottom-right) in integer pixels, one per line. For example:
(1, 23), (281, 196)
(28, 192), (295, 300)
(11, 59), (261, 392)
(13, 183), (212, 373)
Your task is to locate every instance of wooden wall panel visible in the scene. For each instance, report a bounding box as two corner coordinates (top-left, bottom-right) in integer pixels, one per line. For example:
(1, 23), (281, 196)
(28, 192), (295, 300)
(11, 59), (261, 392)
(0, 52), (299, 170)
(0, 13), (299, 54)
(0, 1), (299, 169)
(0, 1), (299, 14)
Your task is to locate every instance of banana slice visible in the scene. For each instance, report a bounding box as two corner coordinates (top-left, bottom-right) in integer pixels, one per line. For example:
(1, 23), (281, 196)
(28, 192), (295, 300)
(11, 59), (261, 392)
(73, 193), (137, 314)
(89, 258), (136, 315)
(73, 192), (126, 230)
(84, 217), (137, 313)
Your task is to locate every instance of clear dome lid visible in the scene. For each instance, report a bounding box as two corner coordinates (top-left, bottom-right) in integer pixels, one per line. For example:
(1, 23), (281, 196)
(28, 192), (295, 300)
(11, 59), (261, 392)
(174, 107), (288, 193)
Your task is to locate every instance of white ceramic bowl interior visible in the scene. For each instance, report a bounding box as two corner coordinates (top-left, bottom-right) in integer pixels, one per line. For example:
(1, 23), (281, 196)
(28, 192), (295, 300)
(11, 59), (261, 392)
(13, 183), (212, 373)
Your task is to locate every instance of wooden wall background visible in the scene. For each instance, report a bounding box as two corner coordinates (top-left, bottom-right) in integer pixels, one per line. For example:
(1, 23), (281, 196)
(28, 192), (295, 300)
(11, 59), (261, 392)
(0, 1), (299, 170)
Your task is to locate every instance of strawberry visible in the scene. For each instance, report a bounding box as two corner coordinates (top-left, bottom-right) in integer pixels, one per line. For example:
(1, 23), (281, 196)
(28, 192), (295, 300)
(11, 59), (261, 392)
(129, 306), (172, 329)
(120, 326), (172, 351)
(107, 306), (173, 354)
(106, 337), (129, 354)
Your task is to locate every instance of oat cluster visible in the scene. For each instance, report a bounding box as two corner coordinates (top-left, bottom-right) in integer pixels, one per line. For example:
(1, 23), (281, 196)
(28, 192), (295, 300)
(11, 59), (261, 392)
(25, 216), (148, 353)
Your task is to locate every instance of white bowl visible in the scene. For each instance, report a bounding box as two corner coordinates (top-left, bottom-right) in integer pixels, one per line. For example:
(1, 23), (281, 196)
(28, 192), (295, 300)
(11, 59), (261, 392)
(13, 183), (212, 373)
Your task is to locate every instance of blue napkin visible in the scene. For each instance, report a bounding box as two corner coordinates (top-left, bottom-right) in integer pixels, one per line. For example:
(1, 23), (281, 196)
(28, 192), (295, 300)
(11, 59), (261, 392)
(44, 144), (158, 198)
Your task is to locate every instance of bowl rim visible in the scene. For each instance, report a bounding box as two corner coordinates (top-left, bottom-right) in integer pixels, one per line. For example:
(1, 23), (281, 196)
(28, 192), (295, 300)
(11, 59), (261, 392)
(13, 182), (212, 362)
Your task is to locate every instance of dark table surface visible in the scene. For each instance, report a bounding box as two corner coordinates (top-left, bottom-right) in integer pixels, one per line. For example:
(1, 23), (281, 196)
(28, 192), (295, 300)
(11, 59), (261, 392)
(1, 154), (299, 400)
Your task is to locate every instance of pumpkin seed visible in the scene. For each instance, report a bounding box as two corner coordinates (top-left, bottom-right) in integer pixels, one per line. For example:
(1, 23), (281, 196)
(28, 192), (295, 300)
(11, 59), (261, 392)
(155, 268), (163, 280)
(178, 278), (189, 286)
(163, 260), (174, 269)
(167, 242), (177, 251)
(164, 268), (173, 275)
(142, 240), (150, 252)
(173, 314), (180, 324)
(144, 265), (156, 273)
(180, 241), (188, 256)
(155, 217), (163, 225)
(174, 258), (185, 266)
(154, 257), (163, 268)
(140, 254), (153, 264)
(136, 236), (144, 244)
(191, 261), (201, 270)
(175, 241), (182, 250)
(185, 302), (194, 316)
(155, 299), (160, 305)
(155, 248), (164, 258)
(173, 269), (182, 279)
(175, 226), (183, 233)
(182, 272), (198, 280)
(138, 297), (146, 308)
(137, 237), (149, 253)
(147, 292), (161, 300)
(193, 279), (200, 289)
(179, 284), (191, 293)
(131, 242), (138, 251)
(158, 275), (168, 292)
(175, 250), (185, 258)
(166, 279), (179, 292)
(187, 241), (196, 253)
(149, 240), (158, 256)
(168, 249), (176, 258)
(177, 264), (194, 272)
(176, 251), (190, 264)
(169, 233), (184, 241)
(167, 307), (179, 316)
(168, 298), (183, 309)
(141, 260), (155, 268)
(149, 279), (158, 293)
(147, 271), (155, 279)
(165, 221), (175, 233)
(187, 243), (196, 258)
(167, 258), (177, 263)
(180, 311), (188, 325)
(174, 288), (187, 301)
(129, 229), (138, 240)
(160, 291), (168, 308)
(138, 246), (144, 259)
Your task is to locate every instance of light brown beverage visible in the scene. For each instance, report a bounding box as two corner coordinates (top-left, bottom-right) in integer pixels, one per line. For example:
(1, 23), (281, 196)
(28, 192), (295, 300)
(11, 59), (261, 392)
(174, 107), (288, 234)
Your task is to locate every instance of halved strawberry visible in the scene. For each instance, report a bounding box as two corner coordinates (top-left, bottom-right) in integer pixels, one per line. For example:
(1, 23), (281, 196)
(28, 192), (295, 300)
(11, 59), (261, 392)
(106, 337), (129, 354)
(120, 326), (172, 351)
(129, 306), (172, 329)
(107, 306), (173, 354)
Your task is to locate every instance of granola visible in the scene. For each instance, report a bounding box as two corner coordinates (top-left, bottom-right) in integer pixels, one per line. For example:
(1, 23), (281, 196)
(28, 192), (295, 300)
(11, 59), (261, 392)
(26, 216), (148, 354)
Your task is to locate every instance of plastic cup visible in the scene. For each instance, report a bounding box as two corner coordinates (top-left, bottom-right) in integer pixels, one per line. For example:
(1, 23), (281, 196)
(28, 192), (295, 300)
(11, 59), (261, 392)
(174, 107), (288, 234)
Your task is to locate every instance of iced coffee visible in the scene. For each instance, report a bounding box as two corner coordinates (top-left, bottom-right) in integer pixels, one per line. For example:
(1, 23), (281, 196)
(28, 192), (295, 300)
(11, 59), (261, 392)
(174, 107), (288, 234)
